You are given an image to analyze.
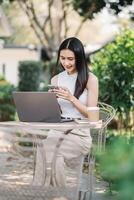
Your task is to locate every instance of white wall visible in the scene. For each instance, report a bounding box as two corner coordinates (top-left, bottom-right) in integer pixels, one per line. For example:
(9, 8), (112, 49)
(0, 47), (40, 86)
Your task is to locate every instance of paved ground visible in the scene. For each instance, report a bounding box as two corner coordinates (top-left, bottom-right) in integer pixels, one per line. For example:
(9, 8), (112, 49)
(0, 131), (114, 200)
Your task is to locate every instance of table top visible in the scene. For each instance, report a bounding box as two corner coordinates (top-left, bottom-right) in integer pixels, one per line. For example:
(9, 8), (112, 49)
(0, 120), (102, 130)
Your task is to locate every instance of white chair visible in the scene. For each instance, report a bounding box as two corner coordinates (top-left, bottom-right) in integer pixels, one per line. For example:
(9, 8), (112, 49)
(79, 102), (116, 200)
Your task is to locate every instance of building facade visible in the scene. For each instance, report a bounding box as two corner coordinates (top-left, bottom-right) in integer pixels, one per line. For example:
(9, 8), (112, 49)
(0, 46), (40, 85)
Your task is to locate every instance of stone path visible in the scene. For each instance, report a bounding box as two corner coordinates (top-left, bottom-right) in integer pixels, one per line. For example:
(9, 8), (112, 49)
(0, 152), (111, 200)
(0, 131), (113, 200)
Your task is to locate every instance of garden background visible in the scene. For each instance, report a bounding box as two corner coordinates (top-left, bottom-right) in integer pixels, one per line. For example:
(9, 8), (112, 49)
(0, 1), (134, 199)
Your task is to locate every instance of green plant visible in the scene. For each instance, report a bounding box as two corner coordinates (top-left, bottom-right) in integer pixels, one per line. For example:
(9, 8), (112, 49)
(45, 58), (63, 77)
(0, 77), (16, 121)
(38, 59), (63, 91)
(96, 133), (134, 200)
(18, 60), (44, 91)
(72, 0), (133, 19)
(92, 29), (134, 129)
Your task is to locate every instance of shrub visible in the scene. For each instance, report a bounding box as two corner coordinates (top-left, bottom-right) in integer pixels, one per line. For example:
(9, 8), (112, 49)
(96, 134), (134, 200)
(43, 58), (63, 81)
(0, 76), (16, 121)
(92, 29), (134, 129)
(18, 60), (44, 91)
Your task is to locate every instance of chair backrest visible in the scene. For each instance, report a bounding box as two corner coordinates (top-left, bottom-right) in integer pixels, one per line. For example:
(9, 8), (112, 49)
(98, 102), (116, 129)
(90, 102), (116, 151)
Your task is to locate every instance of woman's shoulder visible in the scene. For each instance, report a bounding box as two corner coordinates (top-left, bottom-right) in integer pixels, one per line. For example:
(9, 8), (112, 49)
(88, 72), (98, 82)
(51, 75), (58, 85)
(87, 72), (98, 88)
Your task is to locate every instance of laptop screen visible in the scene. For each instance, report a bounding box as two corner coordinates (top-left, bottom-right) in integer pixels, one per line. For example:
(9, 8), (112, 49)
(13, 92), (61, 123)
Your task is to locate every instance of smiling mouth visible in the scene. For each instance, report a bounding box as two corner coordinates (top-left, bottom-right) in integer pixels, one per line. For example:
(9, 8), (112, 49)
(65, 66), (72, 69)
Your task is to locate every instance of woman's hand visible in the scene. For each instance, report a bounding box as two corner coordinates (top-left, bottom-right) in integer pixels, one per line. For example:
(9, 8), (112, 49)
(52, 87), (74, 102)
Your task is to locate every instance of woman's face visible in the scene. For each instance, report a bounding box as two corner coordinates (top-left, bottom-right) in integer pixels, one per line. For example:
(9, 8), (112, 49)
(59, 49), (77, 74)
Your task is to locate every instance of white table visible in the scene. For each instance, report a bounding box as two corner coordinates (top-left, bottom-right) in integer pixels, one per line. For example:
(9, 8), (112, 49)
(0, 121), (103, 152)
(0, 121), (103, 200)
(0, 120), (102, 133)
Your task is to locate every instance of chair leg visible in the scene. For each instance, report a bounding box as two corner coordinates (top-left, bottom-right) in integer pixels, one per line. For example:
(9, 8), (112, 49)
(78, 191), (82, 200)
(89, 191), (93, 200)
(78, 151), (95, 200)
(89, 158), (95, 192)
(78, 190), (93, 200)
(87, 151), (95, 200)
(78, 191), (87, 200)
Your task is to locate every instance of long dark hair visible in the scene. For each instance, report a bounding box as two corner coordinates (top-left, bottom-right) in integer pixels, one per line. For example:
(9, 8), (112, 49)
(56, 37), (89, 99)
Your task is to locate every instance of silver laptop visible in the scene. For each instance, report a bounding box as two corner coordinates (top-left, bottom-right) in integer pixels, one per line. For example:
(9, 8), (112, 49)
(12, 92), (73, 123)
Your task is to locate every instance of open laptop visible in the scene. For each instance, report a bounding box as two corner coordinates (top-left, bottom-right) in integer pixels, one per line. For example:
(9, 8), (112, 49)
(12, 92), (73, 123)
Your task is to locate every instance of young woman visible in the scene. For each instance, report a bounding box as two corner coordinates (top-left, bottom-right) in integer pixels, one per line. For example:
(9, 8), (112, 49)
(33, 37), (98, 187)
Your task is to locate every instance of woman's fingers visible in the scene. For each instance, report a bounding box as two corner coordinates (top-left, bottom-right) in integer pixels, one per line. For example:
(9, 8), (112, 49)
(57, 90), (70, 99)
(52, 87), (72, 101)
(57, 91), (68, 98)
(54, 89), (68, 95)
(56, 94), (67, 99)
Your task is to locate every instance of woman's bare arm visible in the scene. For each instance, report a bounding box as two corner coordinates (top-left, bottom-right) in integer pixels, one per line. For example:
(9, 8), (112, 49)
(67, 73), (98, 117)
(52, 72), (98, 118)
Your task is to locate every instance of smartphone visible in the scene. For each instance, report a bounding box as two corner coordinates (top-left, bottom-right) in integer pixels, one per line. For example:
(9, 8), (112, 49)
(48, 84), (59, 90)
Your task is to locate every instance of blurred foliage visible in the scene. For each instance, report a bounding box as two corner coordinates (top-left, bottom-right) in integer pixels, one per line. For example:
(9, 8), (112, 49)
(96, 132), (134, 200)
(18, 61), (44, 91)
(0, 76), (16, 121)
(71, 0), (105, 19)
(38, 59), (63, 91)
(92, 29), (134, 129)
(2, 0), (133, 19)
(0, 0), (14, 3)
(1, 0), (133, 54)
(71, 0), (133, 19)
(43, 58), (63, 77)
